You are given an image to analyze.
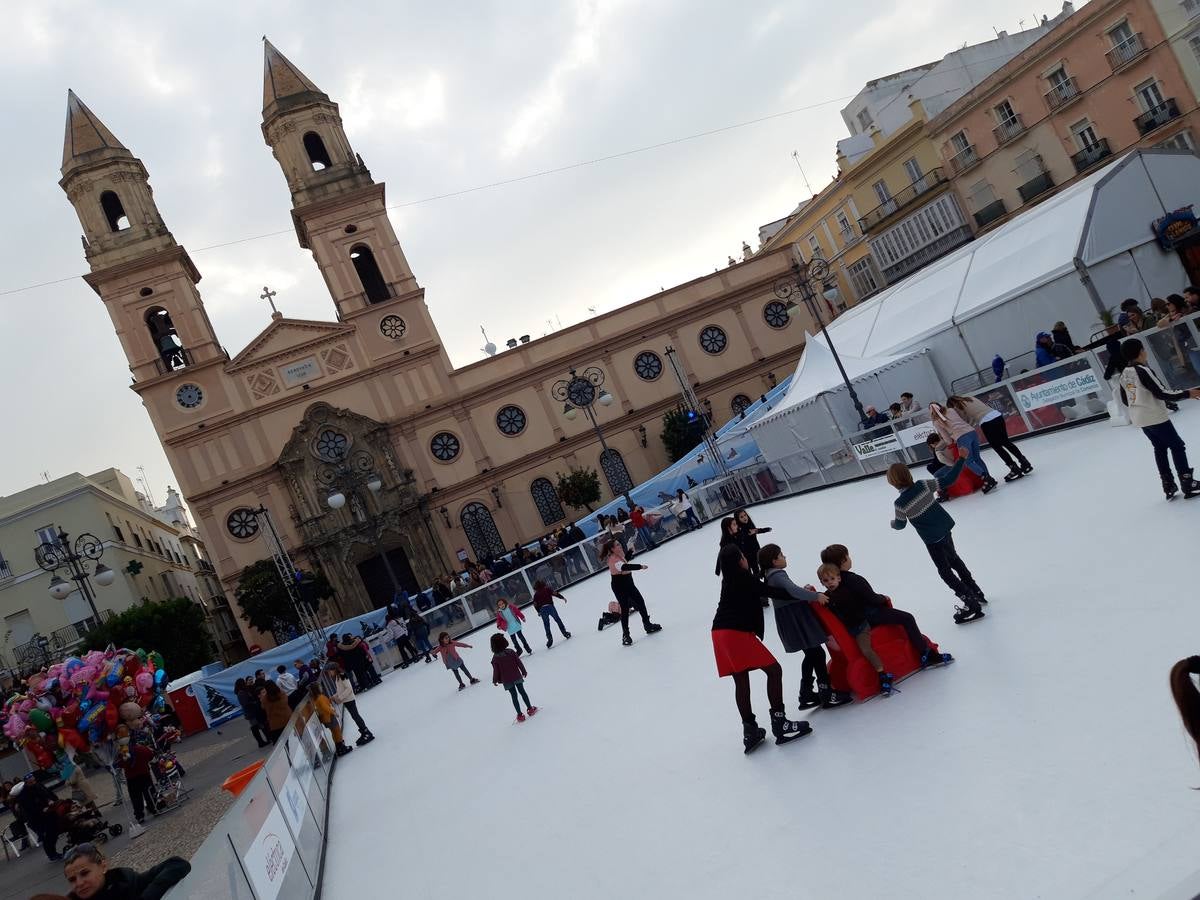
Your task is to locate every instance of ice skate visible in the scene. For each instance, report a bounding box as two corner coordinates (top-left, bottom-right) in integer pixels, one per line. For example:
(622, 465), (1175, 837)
(743, 717), (767, 754)
(526, 706), (538, 716)
(645, 622), (663, 634)
(1018, 458), (1032, 474)
(821, 689), (853, 709)
(878, 671), (896, 696)
(335, 744), (353, 757)
(1181, 469), (1200, 498)
(458, 683), (466, 692)
(921, 649), (954, 668)
(622, 633), (633, 646)
(597, 617), (606, 631)
(1163, 473), (1179, 500)
(516, 713), (526, 723)
(953, 602), (986, 625)
(981, 475), (999, 494)
(469, 678), (480, 685)
(967, 585), (988, 605)
(797, 688), (821, 710)
(355, 732), (374, 745)
(546, 637), (553, 648)
(563, 631), (572, 639)
(770, 710), (813, 744)
(1004, 465), (1023, 482)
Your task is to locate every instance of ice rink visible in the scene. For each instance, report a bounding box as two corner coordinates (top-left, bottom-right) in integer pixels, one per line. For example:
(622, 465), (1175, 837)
(324, 411), (1200, 900)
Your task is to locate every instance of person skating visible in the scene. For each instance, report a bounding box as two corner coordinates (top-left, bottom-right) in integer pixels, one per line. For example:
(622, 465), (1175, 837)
(309, 682), (353, 757)
(405, 606), (435, 663)
(327, 663), (375, 745)
(818, 544), (953, 672)
(713, 517), (739, 576)
(490, 633), (538, 723)
(432, 632), (482, 690)
(532, 579), (571, 647)
(671, 489), (701, 531)
(62, 842), (190, 900)
(887, 461), (986, 624)
(601, 538), (662, 646)
(386, 609), (418, 668)
(931, 401), (997, 494)
(712, 544), (811, 753)
(947, 395), (1031, 482)
(495, 598), (534, 655)
(733, 509), (772, 577)
(816, 563), (896, 696)
(759, 544), (851, 710)
(1118, 336), (1200, 499)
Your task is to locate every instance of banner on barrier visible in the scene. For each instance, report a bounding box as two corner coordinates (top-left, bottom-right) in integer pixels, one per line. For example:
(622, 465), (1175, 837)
(243, 801), (296, 900)
(1015, 370), (1100, 411)
(851, 421), (935, 460)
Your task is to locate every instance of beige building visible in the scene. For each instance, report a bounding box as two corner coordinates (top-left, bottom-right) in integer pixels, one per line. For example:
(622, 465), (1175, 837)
(58, 42), (812, 650)
(0, 469), (236, 670)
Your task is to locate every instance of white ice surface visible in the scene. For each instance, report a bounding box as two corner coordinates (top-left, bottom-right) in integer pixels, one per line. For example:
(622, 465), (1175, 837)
(325, 412), (1200, 900)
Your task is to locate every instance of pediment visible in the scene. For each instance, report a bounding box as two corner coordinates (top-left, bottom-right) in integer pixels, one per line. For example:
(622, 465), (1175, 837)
(227, 318), (355, 371)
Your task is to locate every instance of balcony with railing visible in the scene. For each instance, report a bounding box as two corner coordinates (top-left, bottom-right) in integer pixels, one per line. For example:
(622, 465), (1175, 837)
(0, 559), (12, 580)
(857, 168), (948, 232)
(948, 145), (980, 175)
(1134, 98), (1181, 136)
(1044, 77), (1082, 111)
(1106, 33), (1147, 71)
(1018, 169), (1056, 203)
(1071, 139), (1113, 174)
(992, 115), (1026, 147)
(973, 199), (1008, 228)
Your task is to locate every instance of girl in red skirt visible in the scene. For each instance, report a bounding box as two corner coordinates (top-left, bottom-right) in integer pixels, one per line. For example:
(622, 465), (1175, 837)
(711, 544), (811, 753)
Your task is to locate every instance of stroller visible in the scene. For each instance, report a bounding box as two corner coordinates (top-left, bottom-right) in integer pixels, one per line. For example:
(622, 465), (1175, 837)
(149, 745), (191, 812)
(597, 601), (623, 631)
(50, 798), (122, 853)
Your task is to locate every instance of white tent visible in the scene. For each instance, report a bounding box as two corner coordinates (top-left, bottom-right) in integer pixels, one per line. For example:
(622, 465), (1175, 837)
(819, 150), (1199, 386)
(748, 334), (941, 462)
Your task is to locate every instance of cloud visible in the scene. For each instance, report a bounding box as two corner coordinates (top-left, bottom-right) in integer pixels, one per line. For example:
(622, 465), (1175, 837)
(341, 68), (447, 134)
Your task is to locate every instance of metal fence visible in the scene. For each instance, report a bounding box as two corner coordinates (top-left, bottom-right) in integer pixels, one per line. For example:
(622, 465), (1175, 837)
(168, 695), (338, 899)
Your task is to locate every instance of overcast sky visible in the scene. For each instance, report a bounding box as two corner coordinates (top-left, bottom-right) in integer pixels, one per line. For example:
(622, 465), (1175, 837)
(0, 0), (1064, 505)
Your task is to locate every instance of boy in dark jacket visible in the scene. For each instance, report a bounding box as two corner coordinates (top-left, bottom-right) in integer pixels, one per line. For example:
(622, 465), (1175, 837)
(887, 461), (986, 624)
(491, 634), (538, 723)
(63, 841), (190, 899)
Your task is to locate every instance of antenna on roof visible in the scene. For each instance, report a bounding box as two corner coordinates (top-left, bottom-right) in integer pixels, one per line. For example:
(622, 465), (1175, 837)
(791, 151), (814, 197)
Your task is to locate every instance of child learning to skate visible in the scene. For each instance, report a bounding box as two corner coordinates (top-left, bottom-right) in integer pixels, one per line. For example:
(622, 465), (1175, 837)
(495, 598), (533, 656)
(490, 633), (538, 723)
(309, 682), (353, 757)
(816, 562), (895, 695)
(712, 545), (810, 752)
(886, 460), (986, 624)
(819, 544), (952, 672)
(326, 663), (375, 746)
(432, 632), (481, 690)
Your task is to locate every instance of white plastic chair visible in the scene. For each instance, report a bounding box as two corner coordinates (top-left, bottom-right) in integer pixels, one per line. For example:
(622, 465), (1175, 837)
(1, 822), (38, 860)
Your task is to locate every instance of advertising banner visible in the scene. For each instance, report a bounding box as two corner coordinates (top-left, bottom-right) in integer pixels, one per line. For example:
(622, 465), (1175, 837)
(242, 801), (296, 900)
(1015, 369), (1101, 411)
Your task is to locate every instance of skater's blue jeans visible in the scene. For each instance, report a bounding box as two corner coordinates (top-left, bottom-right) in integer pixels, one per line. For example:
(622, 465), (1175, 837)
(636, 525), (657, 549)
(956, 432), (989, 478)
(538, 605), (568, 640)
(1143, 421), (1189, 479)
(504, 680), (531, 714)
(414, 631), (432, 655)
(679, 509), (700, 530)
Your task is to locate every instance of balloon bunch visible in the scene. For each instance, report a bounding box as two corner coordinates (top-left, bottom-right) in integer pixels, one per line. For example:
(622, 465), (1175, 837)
(0, 648), (168, 772)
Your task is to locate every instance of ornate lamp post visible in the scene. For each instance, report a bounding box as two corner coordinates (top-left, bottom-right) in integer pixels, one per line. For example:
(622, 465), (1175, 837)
(318, 447), (403, 595)
(774, 245), (868, 427)
(35, 528), (115, 624)
(552, 367), (634, 510)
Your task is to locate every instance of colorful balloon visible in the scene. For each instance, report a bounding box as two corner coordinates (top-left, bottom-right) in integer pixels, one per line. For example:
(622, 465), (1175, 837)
(28, 708), (53, 733)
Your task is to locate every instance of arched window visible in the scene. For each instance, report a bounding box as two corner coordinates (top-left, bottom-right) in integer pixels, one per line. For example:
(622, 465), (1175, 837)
(350, 244), (391, 303)
(100, 191), (129, 232)
(303, 132), (333, 171)
(460, 502), (505, 561)
(530, 478), (565, 527)
(600, 448), (633, 496)
(145, 307), (187, 371)
(731, 394), (753, 415)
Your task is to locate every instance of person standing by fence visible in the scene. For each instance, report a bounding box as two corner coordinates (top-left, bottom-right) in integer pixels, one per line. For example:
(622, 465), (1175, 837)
(947, 395), (1032, 482)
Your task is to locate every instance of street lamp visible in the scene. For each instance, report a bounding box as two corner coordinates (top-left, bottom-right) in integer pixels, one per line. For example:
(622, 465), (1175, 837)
(552, 367), (635, 510)
(775, 244), (868, 427)
(318, 448), (403, 595)
(35, 528), (111, 624)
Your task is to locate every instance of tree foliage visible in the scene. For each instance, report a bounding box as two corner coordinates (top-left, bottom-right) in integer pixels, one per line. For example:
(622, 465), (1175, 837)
(82, 597), (214, 677)
(660, 407), (706, 463)
(234, 560), (333, 641)
(555, 467), (602, 512)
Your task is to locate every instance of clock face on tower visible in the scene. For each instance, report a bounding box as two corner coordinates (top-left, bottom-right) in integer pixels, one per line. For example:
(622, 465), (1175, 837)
(175, 383), (204, 409)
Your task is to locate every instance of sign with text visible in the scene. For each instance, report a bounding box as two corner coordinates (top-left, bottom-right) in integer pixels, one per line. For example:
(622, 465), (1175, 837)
(896, 421), (937, 448)
(850, 433), (900, 460)
(1015, 370), (1100, 411)
(242, 801), (296, 900)
(279, 357), (321, 388)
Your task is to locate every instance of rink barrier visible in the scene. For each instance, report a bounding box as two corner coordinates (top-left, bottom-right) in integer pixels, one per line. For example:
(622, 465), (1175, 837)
(165, 696), (340, 899)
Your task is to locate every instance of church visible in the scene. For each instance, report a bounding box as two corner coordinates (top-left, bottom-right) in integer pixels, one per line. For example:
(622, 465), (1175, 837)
(58, 40), (810, 650)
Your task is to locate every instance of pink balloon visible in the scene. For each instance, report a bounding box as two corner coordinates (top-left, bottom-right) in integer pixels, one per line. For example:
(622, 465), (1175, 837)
(134, 672), (153, 694)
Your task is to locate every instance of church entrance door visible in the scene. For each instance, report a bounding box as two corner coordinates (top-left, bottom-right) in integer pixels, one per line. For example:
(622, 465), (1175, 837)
(356, 546), (420, 608)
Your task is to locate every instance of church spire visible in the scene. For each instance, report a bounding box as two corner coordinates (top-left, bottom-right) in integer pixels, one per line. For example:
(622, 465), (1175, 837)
(262, 38), (329, 121)
(62, 89), (130, 173)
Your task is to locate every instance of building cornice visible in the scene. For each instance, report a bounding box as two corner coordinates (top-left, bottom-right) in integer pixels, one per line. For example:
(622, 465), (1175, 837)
(82, 245), (202, 295)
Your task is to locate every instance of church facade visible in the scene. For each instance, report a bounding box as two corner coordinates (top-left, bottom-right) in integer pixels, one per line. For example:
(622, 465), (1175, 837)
(59, 41), (814, 650)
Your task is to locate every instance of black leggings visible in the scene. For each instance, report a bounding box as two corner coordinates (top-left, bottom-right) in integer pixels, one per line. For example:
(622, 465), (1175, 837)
(867, 607), (926, 654)
(731, 662), (784, 723)
(612, 577), (652, 635)
(343, 700), (369, 737)
(925, 533), (979, 598)
(980, 416), (1027, 470)
(505, 681), (531, 714)
(799, 647), (829, 692)
(452, 665), (475, 686)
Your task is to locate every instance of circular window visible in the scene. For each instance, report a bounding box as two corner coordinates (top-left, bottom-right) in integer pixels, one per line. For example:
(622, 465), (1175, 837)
(314, 428), (349, 462)
(430, 431), (461, 462)
(176, 383), (204, 409)
(633, 351), (663, 381)
(731, 394), (753, 415)
(698, 324), (728, 355)
(226, 508), (260, 540)
(379, 315), (407, 340)
(496, 405), (528, 436)
(763, 300), (791, 329)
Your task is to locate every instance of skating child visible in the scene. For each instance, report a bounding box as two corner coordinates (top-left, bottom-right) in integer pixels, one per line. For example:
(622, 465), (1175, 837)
(733, 509), (772, 577)
(759, 543), (851, 710)
(326, 663), (375, 746)
(308, 682), (352, 757)
(712, 544), (810, 752)
(532, 580), (572, 648)
(601, 538), (663, 646)
(385, 610), (417, 669)
(494, 598), (533, 655)
(886, 461), (986, 624)
(1118, 336), (1200, 498)
(713, 517), (739, 576)
(818, 544), (952, 673)
(490, 633), (538, 723)
(432, 632), (481, 690)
